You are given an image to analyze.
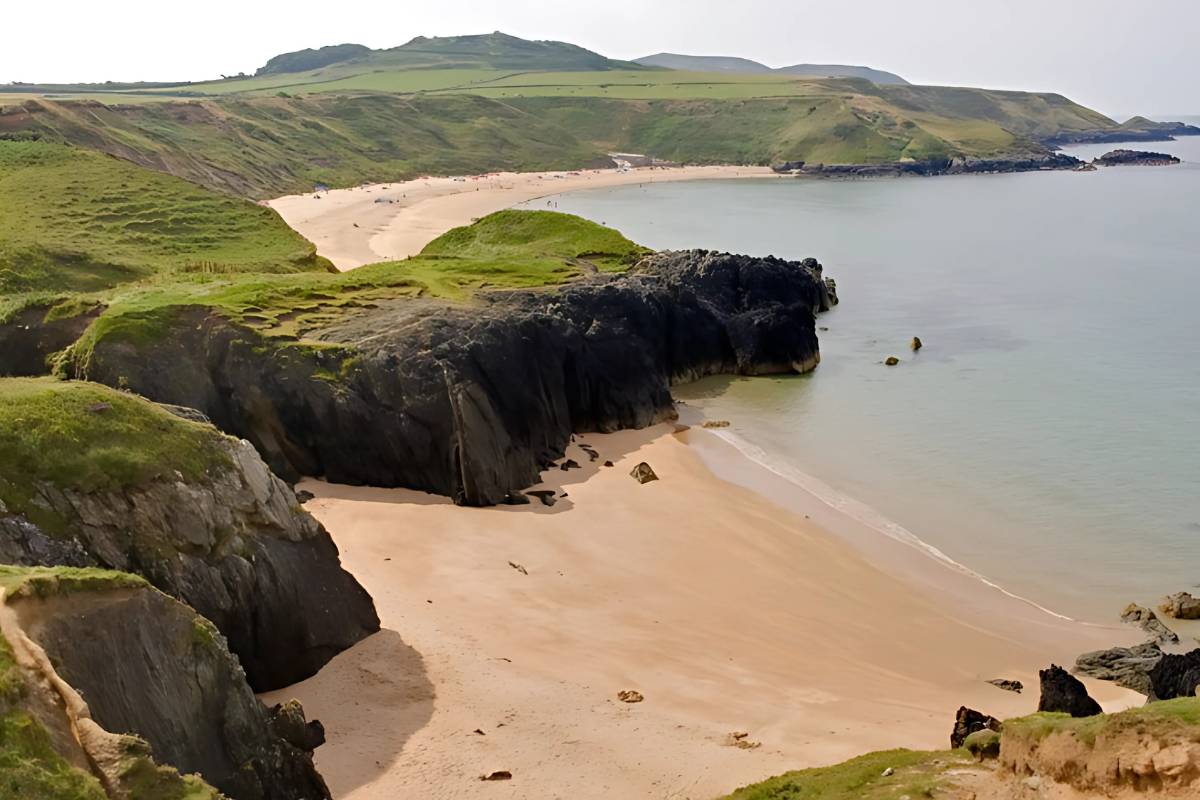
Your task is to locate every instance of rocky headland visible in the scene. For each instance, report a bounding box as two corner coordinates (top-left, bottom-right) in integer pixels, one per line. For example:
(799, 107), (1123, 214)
(33, 249), (837, 507)
(779, 152), (1084, 178)
(1093, 148), (1182, 167)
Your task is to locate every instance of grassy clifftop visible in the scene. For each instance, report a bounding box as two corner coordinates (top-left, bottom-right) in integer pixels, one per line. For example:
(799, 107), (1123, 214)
(0, 139), (330, 295)
(0, 378), (231, 532)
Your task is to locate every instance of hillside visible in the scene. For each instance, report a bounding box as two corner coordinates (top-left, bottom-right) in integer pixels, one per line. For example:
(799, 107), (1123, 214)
(2, 75), (1114, 199)
(0, 139), (331, 294)
(635, 52), (910, 84)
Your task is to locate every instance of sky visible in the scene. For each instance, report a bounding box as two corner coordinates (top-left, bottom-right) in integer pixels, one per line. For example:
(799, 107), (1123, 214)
(3, 0), (1196, 117)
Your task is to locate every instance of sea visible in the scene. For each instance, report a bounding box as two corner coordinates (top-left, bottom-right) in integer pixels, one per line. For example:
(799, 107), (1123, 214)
(520, 129), (1200, 622)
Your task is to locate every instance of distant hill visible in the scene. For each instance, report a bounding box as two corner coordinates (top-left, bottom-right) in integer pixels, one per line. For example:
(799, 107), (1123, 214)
(777, 63), (908, 85)
(255, 32), (632, 75)
(635, 53), (772, 73)
(635, 53), (908, 85)
(257, 43), (371, 76)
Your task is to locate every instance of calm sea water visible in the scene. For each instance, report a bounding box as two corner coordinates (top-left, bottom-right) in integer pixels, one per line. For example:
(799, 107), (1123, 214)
(522, 135), (1200, 621)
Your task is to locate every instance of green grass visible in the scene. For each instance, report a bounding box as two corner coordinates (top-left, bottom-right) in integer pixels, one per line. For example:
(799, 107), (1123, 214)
(0, 139), (331, 294)
(116, 738), (221, 800)
(0, 711), (107, 800)
(38, 211), (645, 368)
(0, 378), (230, 533)
(1004, 698), (1200, 748)
(722, 749), (974, 800)
(0, 566), (148, 599)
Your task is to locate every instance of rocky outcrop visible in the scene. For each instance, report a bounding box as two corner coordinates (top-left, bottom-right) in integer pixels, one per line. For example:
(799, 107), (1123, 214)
(951, 706), (1002, 749)
(1038, 664), (1102, 717)
(60, 250), (835, 506)
(1093, 149), (1181, 167)
(1043, 120), (1200, 147)
(1147, 650), (1200, 702)
(1160, 591), (1200, 620)
(1121, 602), (1179, 645)
(7, 575), (330, 799)
(796, 153), (1083, 178)
(1075, 642), (1164, 695)
(0, 433), (379, 692)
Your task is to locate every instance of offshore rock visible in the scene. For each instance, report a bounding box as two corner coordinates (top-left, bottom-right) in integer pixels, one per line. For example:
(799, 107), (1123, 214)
(1093, 149), (1181, 167)
(797, 153), (1082, 178)
(64, 250), (834, 506)
(1038, 664), (1102, 717)
(0, 434), (380, 691)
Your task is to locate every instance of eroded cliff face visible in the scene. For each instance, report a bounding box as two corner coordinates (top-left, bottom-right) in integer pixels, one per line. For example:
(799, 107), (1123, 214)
(0, 433), (380, 691)
(62, 250), (837, 505)
(2, 571), (329, 800)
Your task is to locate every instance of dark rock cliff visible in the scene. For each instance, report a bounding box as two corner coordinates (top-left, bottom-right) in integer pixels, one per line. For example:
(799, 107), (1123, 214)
(62, 250), (837, 506)
(0, 434), (380, 691)
(10, 580), (330, 800)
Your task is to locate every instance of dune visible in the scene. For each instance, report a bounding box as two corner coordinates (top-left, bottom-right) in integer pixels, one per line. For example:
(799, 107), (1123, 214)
(263, 423), (1140, 800)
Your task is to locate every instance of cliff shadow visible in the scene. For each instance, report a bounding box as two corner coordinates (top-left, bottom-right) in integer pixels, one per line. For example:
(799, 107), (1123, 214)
(260, 628), (434, 796)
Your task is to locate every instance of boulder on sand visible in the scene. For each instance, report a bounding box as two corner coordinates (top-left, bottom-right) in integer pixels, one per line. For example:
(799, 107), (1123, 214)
(1038, 664), (1102, 717)
(1075, 642), (1163, 695)
(1159, 591), (1200, 620)
(630, 463), (659, 484)
(1146, 649), (1200, 701)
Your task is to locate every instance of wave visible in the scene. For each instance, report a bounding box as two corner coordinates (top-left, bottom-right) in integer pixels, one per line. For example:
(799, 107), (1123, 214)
(703, 427), (1078, 622)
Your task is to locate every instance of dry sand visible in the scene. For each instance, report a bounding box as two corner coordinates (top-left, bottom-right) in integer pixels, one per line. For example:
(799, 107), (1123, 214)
(267, 166), (775, 270)
(263, 424), (1141, 800)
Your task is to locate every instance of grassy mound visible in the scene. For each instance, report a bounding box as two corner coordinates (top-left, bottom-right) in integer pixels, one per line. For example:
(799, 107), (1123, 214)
(0, 140), (330, 295)
(0, 378), (230, 532)
(723, 749), (974, 799)
(28, 211), (646, 373)
(1004, 697), (1200, 747)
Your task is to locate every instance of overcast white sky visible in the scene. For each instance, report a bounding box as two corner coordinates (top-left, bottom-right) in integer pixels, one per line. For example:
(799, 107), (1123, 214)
(4, 0), (1196, 117)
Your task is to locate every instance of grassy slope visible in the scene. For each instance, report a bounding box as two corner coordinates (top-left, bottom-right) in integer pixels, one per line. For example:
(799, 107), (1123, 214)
(0, 378), (231, 532)
(0, 139), (330, 294)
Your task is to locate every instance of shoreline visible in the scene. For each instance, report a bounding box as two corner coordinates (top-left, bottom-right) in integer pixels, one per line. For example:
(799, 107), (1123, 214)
(267, 165), (777, 270)
(264, 422), (1142, 800)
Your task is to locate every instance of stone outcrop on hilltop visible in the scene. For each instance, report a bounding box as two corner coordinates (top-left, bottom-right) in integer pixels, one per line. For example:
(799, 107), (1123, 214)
(58, 250), (837, 506)
(0, 397), (380, 692)
(1, 568), (329, 799)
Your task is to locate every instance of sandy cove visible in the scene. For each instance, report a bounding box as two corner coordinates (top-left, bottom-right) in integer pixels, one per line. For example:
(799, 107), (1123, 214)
(267, 166), (776, 270)
(263, 423), (1141, 800)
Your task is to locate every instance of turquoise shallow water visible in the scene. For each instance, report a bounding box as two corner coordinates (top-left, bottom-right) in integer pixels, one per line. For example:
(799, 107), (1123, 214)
(522, 136), (1200, 621)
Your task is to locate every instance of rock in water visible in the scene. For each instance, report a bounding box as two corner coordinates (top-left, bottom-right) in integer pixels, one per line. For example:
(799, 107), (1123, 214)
(630, 463), (659, 484)
(1146, 649), (1200, 701)
(885, 356), (901, 366)
(1120, 603), (1179, 645)
(1159, 592), (1200, 620)
(1075, 642), (1164, 695)
(1093, 149), (1181, 167)
(951, 706), (1002, 748)
(1038, 664), (1102, 717)
(911, 337), (923, 351)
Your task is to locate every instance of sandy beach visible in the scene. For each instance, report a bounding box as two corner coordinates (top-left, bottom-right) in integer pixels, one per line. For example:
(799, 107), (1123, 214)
(263, 423), (1141, 800)
(268, 166), (776, 270)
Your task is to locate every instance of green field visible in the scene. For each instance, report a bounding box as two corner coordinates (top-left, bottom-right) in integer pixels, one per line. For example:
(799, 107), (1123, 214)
(0, 140), (330, 294)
